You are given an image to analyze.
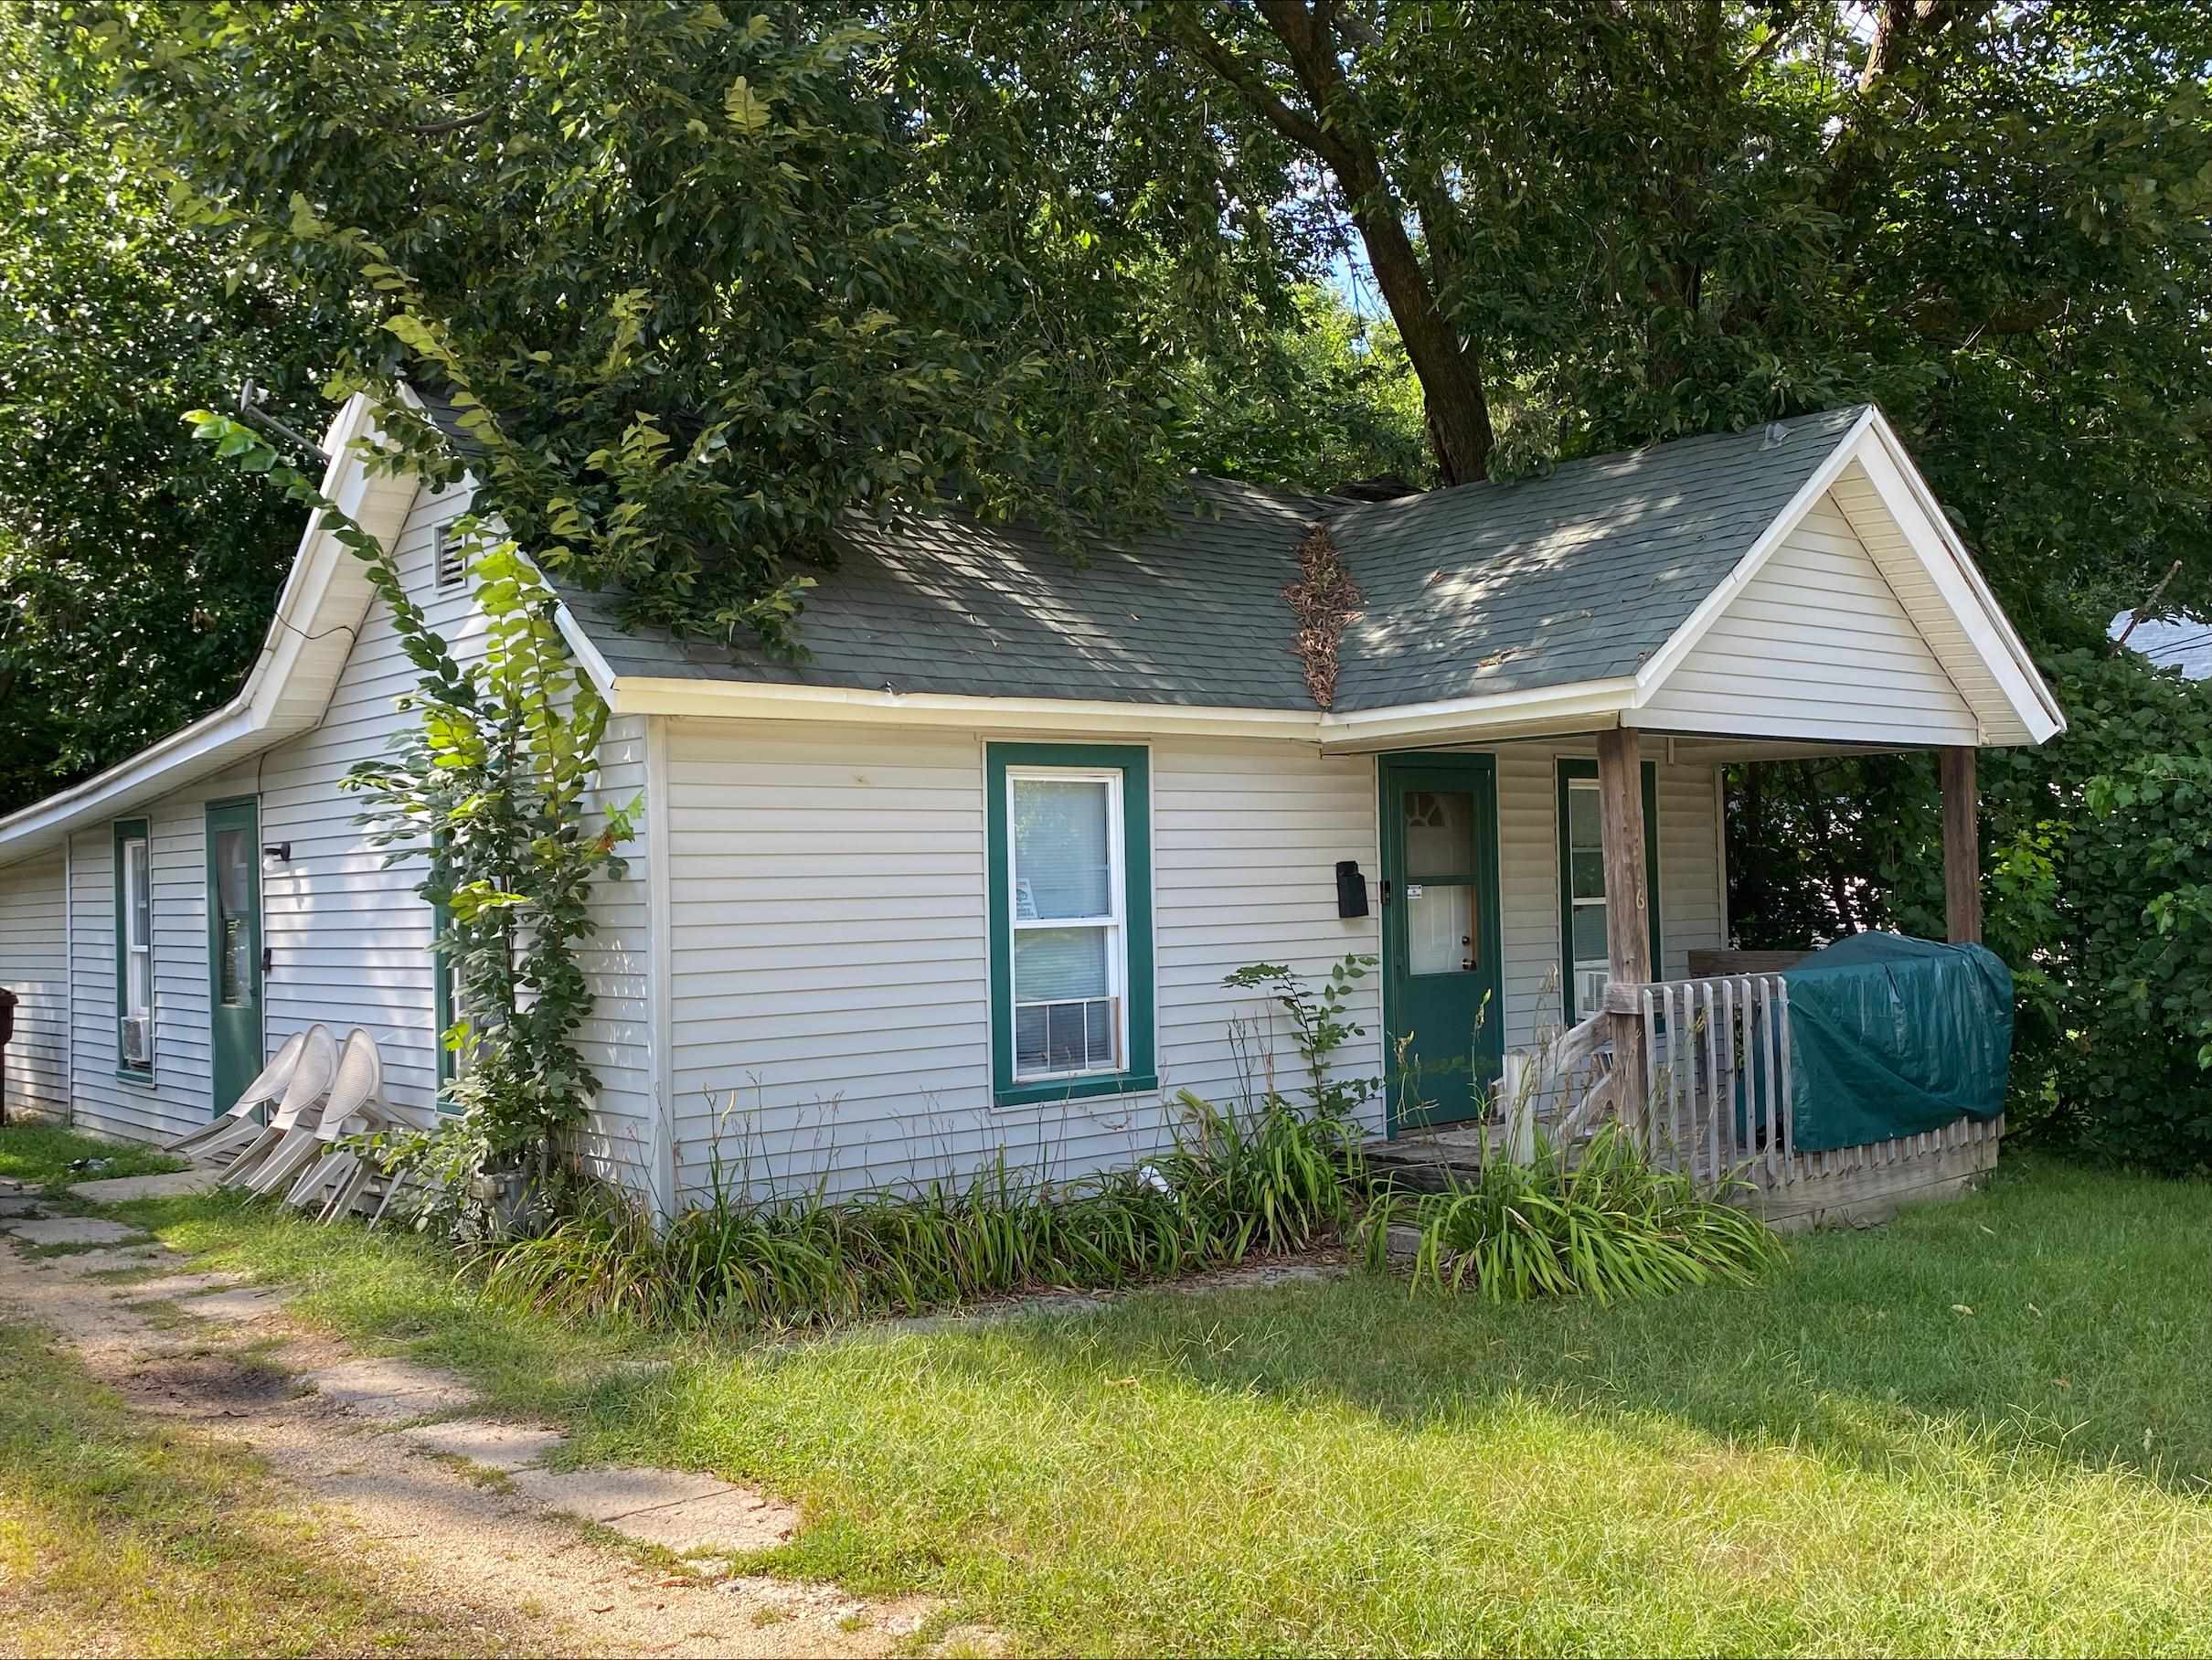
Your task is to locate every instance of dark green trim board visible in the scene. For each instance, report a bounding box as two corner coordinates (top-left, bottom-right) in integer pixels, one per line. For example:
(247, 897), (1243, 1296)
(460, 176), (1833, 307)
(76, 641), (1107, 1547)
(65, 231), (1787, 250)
(1378, 754), (1505, 1135)
(985, 742), (1155, 1109)
(204, 797), (263, 1118)
(112, 816), (153, 1082)
(1556, 759), (1662, 1023)
(431, 892), (456, 1099)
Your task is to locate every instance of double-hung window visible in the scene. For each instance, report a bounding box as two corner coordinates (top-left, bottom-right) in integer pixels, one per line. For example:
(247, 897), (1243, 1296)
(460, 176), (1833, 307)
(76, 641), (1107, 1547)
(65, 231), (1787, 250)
(1557, 760), (1661, 1021)
(986, 743), (1154, 1106)
(114, 818), (154, 1076)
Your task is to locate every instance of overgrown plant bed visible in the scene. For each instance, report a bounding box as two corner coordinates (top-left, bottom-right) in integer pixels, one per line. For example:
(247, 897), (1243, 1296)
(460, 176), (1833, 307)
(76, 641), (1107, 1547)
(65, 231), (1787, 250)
(478, 1091), (1364, 1331)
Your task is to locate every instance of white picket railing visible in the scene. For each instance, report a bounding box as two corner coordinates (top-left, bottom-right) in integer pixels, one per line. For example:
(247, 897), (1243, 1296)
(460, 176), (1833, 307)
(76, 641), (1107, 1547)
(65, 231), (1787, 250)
(1503, 972), (2005, 1198)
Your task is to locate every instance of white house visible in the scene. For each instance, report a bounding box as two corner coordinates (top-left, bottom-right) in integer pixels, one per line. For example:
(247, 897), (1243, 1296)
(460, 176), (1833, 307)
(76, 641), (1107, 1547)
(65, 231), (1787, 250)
(0, 399), (2062, 1221)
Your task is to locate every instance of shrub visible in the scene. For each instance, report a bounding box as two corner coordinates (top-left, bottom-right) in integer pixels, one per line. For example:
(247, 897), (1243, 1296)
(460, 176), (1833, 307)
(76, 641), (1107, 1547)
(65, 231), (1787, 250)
(1356, 1125), (1784, 1304)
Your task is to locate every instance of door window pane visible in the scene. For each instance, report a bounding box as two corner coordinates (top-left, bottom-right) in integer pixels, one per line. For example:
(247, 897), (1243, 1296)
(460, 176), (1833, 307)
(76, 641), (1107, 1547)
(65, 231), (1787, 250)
(1403, 790), (1475, 880)
(1013, 778), (1111, 919)
(1408, 884), (1475, 976)
(214, 827), (252, 1006)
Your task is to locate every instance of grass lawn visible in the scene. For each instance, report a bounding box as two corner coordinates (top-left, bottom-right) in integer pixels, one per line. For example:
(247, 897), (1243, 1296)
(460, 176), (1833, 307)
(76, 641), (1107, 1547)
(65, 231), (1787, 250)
(16, 1121), (2212, 1655)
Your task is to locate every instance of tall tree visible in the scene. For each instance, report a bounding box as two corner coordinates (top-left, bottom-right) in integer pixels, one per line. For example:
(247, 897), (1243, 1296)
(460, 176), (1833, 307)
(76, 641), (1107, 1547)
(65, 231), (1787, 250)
(1147, 0), (2212, 634)
(0, 4), (351, 812)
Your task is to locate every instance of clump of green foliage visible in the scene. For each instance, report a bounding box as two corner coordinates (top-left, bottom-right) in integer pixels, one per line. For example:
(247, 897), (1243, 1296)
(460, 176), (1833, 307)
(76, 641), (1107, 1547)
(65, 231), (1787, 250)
(1732, 648), (2212, 1175)
(474, 1091), (1360, 1331)
(186, 413), (635, 1227)
(1358, 1126), (1784, 1304)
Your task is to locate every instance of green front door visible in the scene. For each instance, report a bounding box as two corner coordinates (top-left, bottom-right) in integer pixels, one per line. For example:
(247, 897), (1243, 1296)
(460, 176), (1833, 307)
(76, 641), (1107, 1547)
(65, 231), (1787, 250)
(1380, 755), (1504, 1133)
(205, 798), (262, 1117)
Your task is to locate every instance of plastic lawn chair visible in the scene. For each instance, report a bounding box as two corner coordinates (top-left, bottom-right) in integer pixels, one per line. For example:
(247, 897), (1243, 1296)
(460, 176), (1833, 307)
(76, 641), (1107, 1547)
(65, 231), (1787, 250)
(165, 1030), (307, 1159)
(281, 1030), (427, 1217)
(218, 1025), (336, 1189)
(250, 1026), (384, 1200)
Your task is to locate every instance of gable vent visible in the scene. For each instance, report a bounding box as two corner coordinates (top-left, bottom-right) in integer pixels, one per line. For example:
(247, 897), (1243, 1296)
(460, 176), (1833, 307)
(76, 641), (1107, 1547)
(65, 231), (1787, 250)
(432, 523), (465, 591)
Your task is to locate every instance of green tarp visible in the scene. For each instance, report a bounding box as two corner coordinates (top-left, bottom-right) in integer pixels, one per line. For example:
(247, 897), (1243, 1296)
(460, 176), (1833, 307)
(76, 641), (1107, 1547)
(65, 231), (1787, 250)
(1771, 933), (2013, 1155)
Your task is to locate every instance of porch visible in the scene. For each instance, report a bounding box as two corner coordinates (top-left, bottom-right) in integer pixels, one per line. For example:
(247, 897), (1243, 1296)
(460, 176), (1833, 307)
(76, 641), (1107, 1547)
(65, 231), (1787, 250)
(1365, 731), (2003, 1230)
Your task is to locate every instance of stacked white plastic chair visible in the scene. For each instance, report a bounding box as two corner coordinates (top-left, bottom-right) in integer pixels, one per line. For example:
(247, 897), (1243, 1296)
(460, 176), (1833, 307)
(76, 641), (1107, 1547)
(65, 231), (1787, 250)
(280, 1028), (426, 1219)
(216, 1025), (337, 1190)
(163, 1030), (308, 1161)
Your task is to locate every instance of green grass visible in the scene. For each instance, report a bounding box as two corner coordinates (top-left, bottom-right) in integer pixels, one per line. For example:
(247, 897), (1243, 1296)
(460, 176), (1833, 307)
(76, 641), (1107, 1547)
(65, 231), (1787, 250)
(0, 1117), (184, 1192)
(37, 1133), (2212, 1656)
(0, 1319), (474, 1656)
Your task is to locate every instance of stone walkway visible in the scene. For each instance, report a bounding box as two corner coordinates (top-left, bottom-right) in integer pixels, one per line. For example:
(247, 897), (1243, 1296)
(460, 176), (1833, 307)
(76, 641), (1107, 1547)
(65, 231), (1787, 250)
(0, 1172), (979, 1656)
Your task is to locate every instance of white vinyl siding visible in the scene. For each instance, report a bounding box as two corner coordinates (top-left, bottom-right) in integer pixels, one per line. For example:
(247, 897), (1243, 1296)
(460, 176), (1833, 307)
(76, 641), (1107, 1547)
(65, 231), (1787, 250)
(661, 722), (1382, 1203)
(1634, 488), (1980, 746)
(48, 476), (657, 1184)
(0, 854), (69, 1114)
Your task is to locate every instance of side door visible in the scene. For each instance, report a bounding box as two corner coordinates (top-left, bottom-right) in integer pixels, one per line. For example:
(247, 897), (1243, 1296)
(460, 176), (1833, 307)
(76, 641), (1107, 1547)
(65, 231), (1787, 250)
(205, 798), (263, 1116)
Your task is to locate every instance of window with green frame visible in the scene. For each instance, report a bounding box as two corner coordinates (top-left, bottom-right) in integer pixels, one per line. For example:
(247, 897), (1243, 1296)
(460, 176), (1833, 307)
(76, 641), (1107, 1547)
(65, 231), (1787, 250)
(113, 818), (154, 1079)
(1557, 759), (1661, 1022)
(985, 742), (1155, 1107)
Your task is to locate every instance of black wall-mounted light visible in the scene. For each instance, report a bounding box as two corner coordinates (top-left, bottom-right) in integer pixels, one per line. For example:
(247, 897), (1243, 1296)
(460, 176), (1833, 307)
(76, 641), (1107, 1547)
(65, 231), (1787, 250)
(261, 841), (292, 863)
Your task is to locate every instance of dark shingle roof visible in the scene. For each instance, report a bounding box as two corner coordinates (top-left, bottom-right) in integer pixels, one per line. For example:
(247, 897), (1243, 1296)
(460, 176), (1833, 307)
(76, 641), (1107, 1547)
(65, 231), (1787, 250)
(1328, 406), (1866, 708)
(560, 406), (1870, 712)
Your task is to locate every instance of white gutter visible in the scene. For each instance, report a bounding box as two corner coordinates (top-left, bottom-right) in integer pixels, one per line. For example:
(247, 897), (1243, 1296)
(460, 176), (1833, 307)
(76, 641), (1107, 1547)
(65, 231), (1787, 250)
(0, 394), (399, 870)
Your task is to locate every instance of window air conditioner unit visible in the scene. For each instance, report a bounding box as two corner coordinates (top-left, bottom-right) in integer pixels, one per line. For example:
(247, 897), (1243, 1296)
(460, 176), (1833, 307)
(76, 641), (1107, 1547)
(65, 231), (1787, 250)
(120, 1015), (152, 1069)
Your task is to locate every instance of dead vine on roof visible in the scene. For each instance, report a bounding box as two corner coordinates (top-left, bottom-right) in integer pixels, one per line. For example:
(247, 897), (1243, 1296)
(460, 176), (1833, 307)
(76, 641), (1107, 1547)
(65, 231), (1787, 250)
(1284, 522), (1363, 710)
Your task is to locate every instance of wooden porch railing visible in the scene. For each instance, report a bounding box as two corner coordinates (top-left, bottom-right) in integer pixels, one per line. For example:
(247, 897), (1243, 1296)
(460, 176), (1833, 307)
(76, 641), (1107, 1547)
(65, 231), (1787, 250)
(1505, 973), (2003, 1208)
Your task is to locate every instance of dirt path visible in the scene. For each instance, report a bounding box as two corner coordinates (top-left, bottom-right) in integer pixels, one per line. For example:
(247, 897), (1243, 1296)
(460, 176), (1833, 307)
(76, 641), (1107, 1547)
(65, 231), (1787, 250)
(0, 1229), (973, 1658)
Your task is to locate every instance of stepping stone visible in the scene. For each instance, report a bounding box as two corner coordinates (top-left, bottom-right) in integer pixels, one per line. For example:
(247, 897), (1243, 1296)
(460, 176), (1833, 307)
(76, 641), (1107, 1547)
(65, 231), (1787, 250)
(0, 1195), (48, 1218)
(399, 1420), (567, 1472)
(69, 1169), (213, 1204)
(186, 1285), (295, 1325)
(302, 1357), (476, 1421)
(6, 1216), (144, 1248)
(610, 1486), (798, 1556)
(508, 1463), (728, 1523)
(48, 1246), (172, 1279)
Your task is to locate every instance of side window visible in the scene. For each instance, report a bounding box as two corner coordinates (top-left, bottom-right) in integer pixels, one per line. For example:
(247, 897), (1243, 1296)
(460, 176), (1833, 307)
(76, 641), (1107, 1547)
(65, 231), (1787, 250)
(114, 818), (154, 1076)
(986, 744), (1154, 1105)
(1557, 761), (1661, 1021)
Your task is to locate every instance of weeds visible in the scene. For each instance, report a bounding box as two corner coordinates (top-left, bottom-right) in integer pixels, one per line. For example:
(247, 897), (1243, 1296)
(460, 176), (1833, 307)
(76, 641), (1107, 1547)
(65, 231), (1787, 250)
(473, 1091), (1363, 1331)
(1357, 1123), (1783, 1304)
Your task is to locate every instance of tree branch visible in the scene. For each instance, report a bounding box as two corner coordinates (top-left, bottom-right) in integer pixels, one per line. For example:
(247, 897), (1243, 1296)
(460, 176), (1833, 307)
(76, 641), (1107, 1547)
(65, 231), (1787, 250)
(386, 110), (493, 138)
(1166, 16), (1337, 165)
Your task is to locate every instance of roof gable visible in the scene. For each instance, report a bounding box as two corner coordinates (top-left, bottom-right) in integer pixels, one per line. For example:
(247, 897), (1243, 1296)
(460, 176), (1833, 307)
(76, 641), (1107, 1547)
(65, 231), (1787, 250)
(0, 395), (418, 868)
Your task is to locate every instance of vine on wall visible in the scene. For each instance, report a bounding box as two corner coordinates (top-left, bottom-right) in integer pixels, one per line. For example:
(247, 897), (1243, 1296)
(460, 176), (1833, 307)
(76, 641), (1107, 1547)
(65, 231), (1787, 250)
(189, 409), (637, 1228)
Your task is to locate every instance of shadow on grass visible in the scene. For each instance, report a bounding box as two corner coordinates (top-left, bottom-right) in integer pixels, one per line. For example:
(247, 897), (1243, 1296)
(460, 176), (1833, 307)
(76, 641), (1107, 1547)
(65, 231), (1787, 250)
(924, 1154), (2212, 1496)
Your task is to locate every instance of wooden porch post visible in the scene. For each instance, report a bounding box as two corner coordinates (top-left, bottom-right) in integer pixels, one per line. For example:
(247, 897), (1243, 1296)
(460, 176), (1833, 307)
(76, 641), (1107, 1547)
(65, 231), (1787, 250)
(1596, 728), (1653, 1122)
(1941, 746), (1983, 944)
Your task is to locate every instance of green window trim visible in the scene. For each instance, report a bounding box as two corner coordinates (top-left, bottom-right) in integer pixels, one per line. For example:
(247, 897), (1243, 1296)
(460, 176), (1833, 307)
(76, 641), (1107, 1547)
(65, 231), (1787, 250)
(985, 742), (1156, 1109)
(431, 893), (456, 1098)
(112, 817), (154, 1082)
(1557, 759), (1662, 1023)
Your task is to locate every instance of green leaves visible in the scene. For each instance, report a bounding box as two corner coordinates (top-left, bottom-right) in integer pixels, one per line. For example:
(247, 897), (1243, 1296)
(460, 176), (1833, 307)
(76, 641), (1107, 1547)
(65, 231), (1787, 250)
(723, 75), (769, 134)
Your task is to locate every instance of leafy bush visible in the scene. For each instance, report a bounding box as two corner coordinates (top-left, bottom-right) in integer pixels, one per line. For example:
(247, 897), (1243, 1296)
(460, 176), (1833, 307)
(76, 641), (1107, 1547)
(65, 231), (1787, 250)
(1356, 1126), (1783, 1304)
(473, 1091), (1362, 1331)
(1728, 649), (2212, 1176)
